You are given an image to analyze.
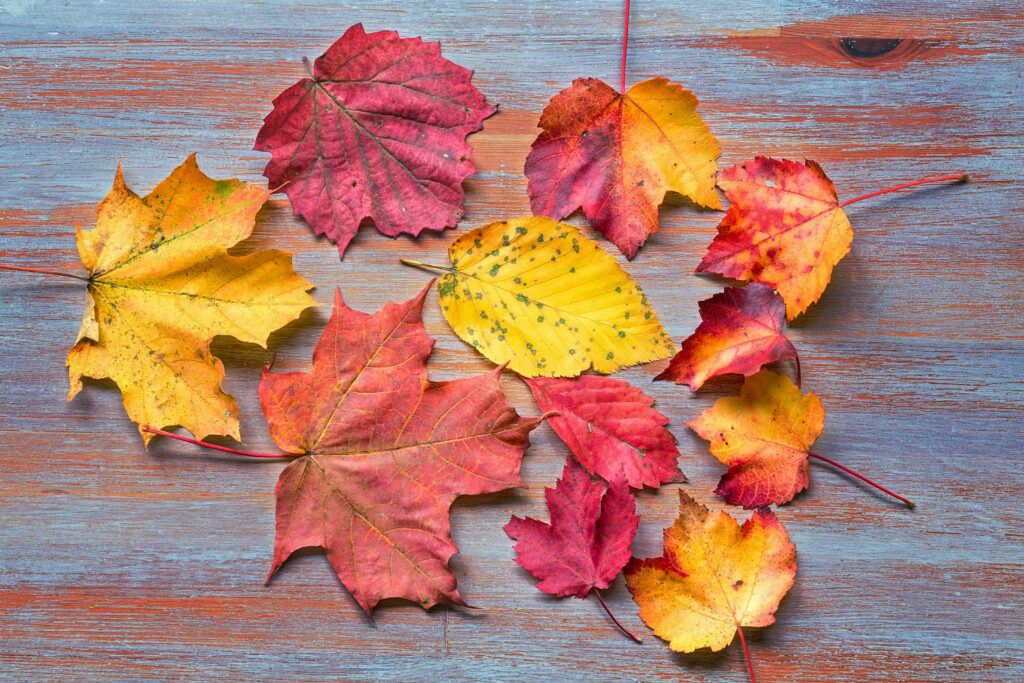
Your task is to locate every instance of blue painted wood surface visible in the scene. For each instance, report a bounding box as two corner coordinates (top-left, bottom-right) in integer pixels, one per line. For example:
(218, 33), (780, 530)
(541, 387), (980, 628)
(1, 1), (1022, 680)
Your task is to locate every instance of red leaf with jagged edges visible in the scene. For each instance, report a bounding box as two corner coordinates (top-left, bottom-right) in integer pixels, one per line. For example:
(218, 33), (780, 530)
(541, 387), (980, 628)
(525, 375), (682, 489)
(255, 24), (496, 259)
(259, 284), (541, 613)
(505, 455), (638, 599)
(655, 283), (799, 391)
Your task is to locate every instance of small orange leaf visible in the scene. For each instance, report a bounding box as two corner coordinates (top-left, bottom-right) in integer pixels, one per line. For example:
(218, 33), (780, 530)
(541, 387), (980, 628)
(688, 370), (823, 508)
(625, 490), (796, 662)
(697, 157), (853, 320)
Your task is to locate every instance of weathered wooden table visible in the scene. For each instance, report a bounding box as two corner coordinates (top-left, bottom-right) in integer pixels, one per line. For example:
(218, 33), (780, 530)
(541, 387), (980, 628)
(2, 1), (1021, 680)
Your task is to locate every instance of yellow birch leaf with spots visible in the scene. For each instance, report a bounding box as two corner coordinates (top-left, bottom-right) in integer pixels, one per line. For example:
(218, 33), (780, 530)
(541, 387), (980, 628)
(402, 217), (675, 377)
(67, 155), (315, 445)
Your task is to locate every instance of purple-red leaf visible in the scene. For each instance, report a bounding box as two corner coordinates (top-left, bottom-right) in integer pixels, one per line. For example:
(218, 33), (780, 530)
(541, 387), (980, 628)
(526, 375), (683, 489)
(655, 283), (798, 391)
(255, 24), (496, 258)
(505, 455), (638, 599)
(259, 284), (540, 613)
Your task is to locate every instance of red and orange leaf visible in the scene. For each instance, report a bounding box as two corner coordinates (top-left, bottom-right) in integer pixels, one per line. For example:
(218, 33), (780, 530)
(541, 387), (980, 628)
(655, 283), (798, 391)
(625, 490), (796, 655)
(525, 375), (682, 489)
(259, 285), (541, 613)
(505, 455), (638, 599)
(255, 24), (495, 259)
(525, 77), (721, 259)
(697, 157), (853, 320)
(688, 370), (824, 508)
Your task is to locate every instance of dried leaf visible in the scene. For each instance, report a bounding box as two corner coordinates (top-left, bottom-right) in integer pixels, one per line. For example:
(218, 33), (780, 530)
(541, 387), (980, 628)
(688, 370), (823, 508)
(505, 455), (638, 599)
(625, 491), (796, 656)
(255, 24), (495, 258)
(526, 375), (682, 489)
(259, 285), (541, 613)
(407, 216), (675, 377)
(68, 155), (314, 444)
(698, 157), (853, 320)
(526, 78), (721, 258)
(655, 283), (798, 391)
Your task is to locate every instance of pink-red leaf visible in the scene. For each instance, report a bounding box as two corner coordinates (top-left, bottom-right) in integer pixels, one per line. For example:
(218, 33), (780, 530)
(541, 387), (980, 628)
(255, 24), (496, 258)
(526, 375), (682, 489)
(259, 284), (540, 613)
(655, 283), (798, 391)
(505, 455), (639, 599)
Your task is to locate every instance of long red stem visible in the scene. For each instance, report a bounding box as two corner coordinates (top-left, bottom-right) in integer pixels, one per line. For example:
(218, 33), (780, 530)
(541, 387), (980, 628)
(839, 174), (967, 207)
(793, 353), (801, 388)
(808, 452), (915, 508)
(737, 625), (756, 683)
(594, 590), (642, 643)
(0, 263), (89, 282)
(142, 425), (292, 459)
(620, 0), (631, 93)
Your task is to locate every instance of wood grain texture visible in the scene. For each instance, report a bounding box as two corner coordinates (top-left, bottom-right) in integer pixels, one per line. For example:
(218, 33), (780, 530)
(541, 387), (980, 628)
(1, 1), (1022, 680)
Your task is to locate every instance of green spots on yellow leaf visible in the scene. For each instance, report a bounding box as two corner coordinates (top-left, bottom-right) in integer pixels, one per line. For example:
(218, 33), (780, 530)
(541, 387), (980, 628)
(437, 217), (675, 376)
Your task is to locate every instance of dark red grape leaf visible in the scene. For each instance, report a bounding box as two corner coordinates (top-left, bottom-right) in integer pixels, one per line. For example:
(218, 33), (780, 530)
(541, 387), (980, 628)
(255, 24), (496, 259)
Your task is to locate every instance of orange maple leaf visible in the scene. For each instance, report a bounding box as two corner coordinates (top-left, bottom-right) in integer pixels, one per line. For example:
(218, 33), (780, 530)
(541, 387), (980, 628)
(697, 157), (853, 320)
(689, 370), (914, 508)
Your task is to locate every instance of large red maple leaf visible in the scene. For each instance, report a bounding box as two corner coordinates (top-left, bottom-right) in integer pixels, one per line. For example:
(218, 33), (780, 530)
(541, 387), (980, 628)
(255, 24), (496, 259)
(259, 284), (541, 613)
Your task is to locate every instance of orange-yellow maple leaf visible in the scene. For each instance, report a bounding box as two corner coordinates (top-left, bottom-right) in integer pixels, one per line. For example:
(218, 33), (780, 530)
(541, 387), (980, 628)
(525, 77), (721, 258)
(689, 369), (915, 509)
(697, 157), (853, 320)
(625, 490), (796, 673)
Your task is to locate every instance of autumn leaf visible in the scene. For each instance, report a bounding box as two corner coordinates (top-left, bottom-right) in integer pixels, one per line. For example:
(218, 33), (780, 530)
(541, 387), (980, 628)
(688, 370), (913, 508)
(524, 77), (721, 258)
(697, 157), (853, 320)
(505, 455), (641, 641)
(401, 216), (676, 377)
(254, 23), (495, 259)
(625, 490), (796, 681)
(654, 283), (798, 391)
(67, 155), (314, 445)
(525, 375), (682, 489)
(258, 285), (541, 614)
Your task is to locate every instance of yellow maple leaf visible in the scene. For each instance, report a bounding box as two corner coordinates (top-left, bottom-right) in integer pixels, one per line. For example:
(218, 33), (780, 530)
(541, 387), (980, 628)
(67, 155), (315, 444)
(625, 490), (796, 672)
(402, 216), (676, 377)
